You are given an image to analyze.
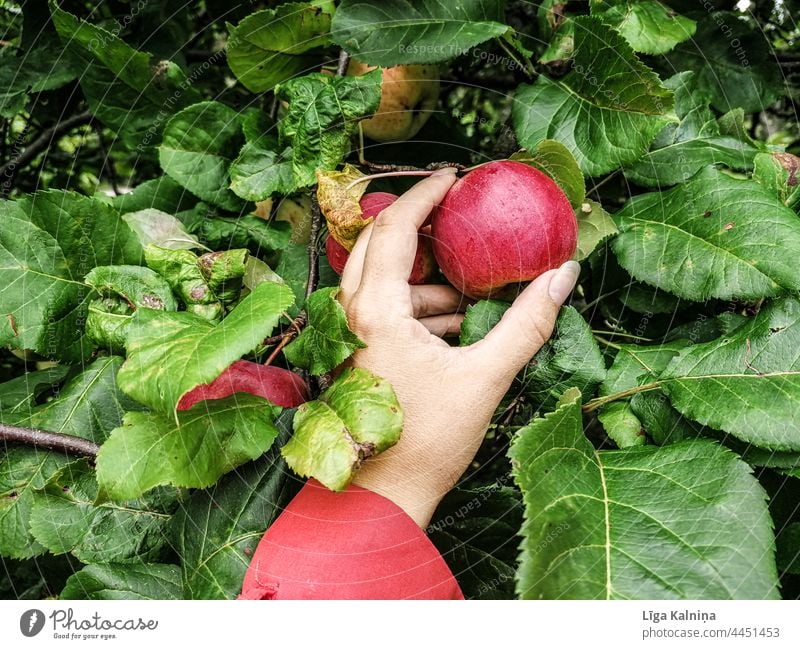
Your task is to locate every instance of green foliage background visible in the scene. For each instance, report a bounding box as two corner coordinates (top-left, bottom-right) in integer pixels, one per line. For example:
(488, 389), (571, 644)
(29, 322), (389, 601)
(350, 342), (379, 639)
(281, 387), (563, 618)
(1, 0), (800, 600)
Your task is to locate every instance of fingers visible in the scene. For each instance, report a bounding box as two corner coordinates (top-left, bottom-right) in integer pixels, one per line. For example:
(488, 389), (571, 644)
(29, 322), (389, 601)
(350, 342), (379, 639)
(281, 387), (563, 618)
(465, 261), (580, 381)
(411, 284), (471, 318)
(418, 313), (465, 337)
(338, 222), (374, 309)
(359, 169), (457, 292)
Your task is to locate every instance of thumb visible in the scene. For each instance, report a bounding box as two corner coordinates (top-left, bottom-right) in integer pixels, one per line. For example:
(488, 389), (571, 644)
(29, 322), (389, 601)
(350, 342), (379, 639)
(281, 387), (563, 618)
(465, 261), (580, 383)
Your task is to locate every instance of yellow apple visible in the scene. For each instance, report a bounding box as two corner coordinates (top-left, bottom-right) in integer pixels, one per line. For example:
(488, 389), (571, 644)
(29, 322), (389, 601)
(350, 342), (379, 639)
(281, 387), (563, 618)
(348, 60), (440, 142)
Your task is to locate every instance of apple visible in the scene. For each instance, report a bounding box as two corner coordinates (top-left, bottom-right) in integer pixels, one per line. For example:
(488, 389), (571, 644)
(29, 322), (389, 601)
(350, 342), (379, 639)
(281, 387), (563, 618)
(177, 360), (310, 410)
(348, 60), (440, 142)
(326, 192), (436, 284)
(431, 160), (577, 299)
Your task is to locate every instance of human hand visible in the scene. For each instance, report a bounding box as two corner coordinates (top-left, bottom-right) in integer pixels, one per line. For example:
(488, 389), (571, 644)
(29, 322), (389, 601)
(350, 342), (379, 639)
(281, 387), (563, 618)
(338, 169), (580, 527)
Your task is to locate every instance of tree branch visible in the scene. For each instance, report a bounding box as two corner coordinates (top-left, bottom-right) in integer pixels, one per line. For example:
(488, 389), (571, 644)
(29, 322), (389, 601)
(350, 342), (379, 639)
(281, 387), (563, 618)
(1, 111), (93, 191)
(0, 423), (99, 458)
(336, 49), (351, 77)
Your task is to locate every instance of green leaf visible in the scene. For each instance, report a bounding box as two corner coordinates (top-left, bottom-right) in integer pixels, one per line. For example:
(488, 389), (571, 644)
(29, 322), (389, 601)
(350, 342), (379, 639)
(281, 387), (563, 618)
(84, 265), (178, 351)
(629, 391), (702, 446)
(601, 341), (689, 397)
(518, 306), (606, 409)
(663, 12), (783, 113)
(510, 140), (585, 208)
(0, 448), (70, 559)
(284, 288), (365, 374)
(0, 357), (143, 558)
(0, 191), (142, 362)
(96, 394), (280, 501)
(598, 401), (644, 448)
(428, 486), (522, 600)
(0, 366), (70, 415)
(51, 5), (199, 149)
(199, 217), (292, 257)
(510, 388), (779, 599)
(659, 297), (800, 451)
(283, 368), (403, 491)
(625, 72), (762, 187)
(229, 72), (382, 199)
(112, 176), (199, 215)
(753, 152), (800, 209)
(117, 280), (294, 415)
(122, 209), (201, 251)
(330, 0), (509, 66)
(594, 1), (695, 55)
(171, 413), (299, 599)
(460, 299), (510, 347)
(29, 459), (176, 564)
(227, 3), (332, 92)
(612, 166), (800, 302)
(575, 200), (617, 261)
(60, 563), (182, 600)
(512, 16), (672, 177)
(159, 102), (247, 211)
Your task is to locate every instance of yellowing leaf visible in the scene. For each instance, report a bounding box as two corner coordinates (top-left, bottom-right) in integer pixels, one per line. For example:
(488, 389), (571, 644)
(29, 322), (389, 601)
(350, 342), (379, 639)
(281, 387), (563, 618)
(316, 164), (369, 251)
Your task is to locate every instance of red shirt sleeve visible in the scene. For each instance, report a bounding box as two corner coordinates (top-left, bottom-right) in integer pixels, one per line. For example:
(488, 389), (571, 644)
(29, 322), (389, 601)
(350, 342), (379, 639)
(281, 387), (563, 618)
(238, 479), (464, 600)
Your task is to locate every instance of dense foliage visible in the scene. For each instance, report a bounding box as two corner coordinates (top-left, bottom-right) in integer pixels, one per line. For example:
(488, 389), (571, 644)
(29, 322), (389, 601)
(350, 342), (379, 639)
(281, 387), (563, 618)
(1, 0), (800, 600)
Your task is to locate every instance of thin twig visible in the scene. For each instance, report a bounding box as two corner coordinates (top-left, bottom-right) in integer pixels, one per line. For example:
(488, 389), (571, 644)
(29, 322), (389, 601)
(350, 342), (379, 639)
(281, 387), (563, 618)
(0, 423), (99, 457)
(0, 111), (93, 185)
(306, 193), (322, 299)
(582, 381), (662, 413)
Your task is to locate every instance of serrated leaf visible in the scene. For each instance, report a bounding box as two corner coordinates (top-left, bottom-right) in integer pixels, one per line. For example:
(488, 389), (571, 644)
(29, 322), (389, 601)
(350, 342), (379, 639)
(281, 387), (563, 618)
(284, 288), (365, 375)
(518, 306), (606, 409)
(96, 394), (280, 501)
(575, 200), (617, 261)
(659, 297), (800, 451)
(171, 413), (298, 599)
(0, 357), (134, 559)
(512, 16), (672, 177)
(51, 5), (199, 149)
(612, 166), (800, 302)
(664, 12), (783, 113)
(510, 388), (779, 599)
(230, 72), (382, 200)
(428, 486), (522, 600)
(625, 72), (762, 187)
(460, 299), (510, 347)
(594, 1), (695, 55)
(122, 209), (201, 251)
(159, 102), (247, 211)
(199, 218), (292, 257)
(601, 340), (689, 397)
(29, 459), (176, 564)
(330, 0), (509, 67)
(0, 191), (142, 362)
(0, 366), (70, 415)
(227, 3), (332, 92)
(112, 177), (199, 215)
(598, 401), (644, 448)
(510, 141), (585, 208)
(60, 563), (182, 600)
(283, 368), (402, 491)
(117, 281), (294, 415)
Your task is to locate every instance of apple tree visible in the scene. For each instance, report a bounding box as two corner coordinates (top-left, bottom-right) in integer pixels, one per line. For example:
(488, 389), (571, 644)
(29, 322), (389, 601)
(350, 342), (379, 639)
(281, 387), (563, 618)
(1, 0), (800, 600)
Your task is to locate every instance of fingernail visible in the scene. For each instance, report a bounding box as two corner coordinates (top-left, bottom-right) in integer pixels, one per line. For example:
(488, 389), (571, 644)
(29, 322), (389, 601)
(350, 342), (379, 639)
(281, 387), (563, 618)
(548, 260), (580, 305)
(431, 167), (458, 176)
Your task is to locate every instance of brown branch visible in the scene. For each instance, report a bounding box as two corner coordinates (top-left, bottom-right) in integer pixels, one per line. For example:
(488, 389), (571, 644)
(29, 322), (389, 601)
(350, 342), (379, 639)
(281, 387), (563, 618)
(336, 49), (351, 77)
(263, 314), (306, 347)
(0, 423), (99, 458)
(306, 193), (322, 299)
(0, 111), (93, 184)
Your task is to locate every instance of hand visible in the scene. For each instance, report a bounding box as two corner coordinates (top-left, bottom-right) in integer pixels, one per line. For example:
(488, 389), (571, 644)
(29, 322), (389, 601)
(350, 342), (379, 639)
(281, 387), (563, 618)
(338, 169), (580, 527)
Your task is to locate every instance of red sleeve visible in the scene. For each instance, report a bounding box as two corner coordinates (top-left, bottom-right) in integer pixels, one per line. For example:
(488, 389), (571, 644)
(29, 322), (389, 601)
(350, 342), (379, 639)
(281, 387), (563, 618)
(238, 479), (464, 600)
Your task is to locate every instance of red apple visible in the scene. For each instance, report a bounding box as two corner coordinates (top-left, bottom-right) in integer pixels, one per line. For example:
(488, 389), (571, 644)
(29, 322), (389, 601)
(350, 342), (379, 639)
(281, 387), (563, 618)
(431, 160), (577, 299)
(178, 360), (310, 410)
(326, 192), (436, 284)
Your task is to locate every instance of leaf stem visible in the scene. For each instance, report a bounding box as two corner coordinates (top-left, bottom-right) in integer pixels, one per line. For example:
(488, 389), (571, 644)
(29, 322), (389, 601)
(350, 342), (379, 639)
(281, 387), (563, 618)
(582, 381), (663, 413)
(0, 423), (99, 457)
(592, 329), (654, 342)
